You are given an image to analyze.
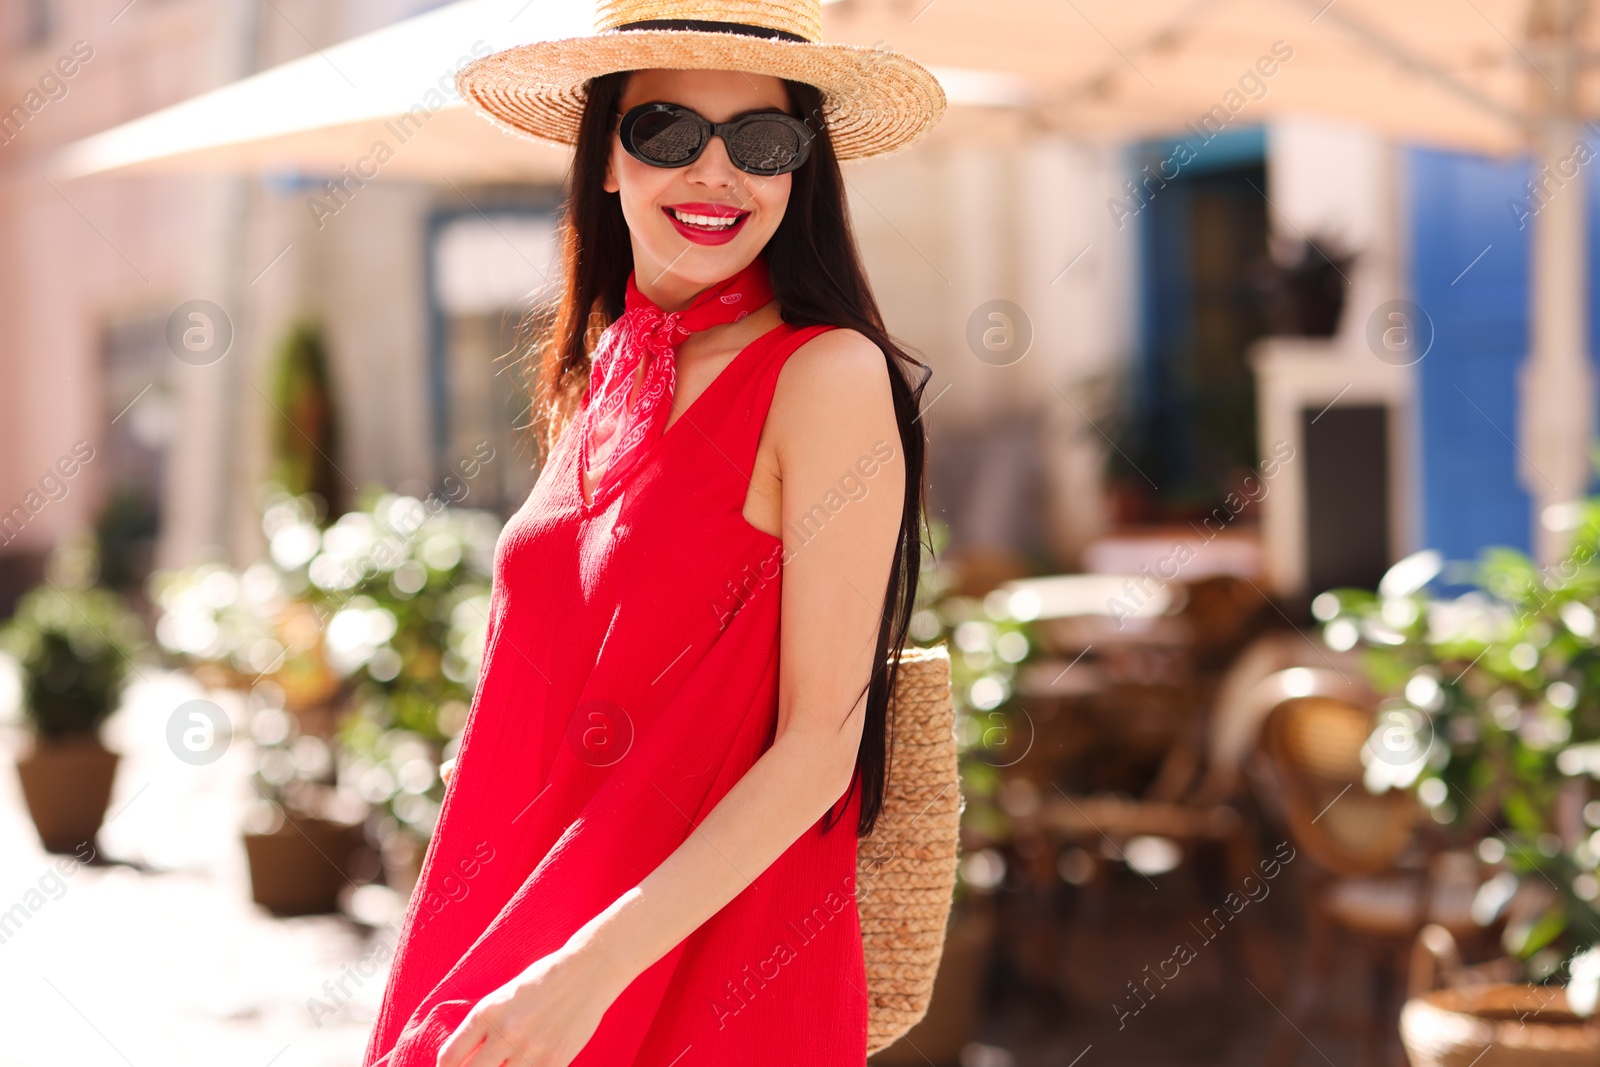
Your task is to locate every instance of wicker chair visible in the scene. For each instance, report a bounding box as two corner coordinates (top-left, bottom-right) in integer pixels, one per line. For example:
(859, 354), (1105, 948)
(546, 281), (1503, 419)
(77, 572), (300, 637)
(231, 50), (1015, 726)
(1259, 695), (1496, 1067)
(1034, 649), (1371, 1000)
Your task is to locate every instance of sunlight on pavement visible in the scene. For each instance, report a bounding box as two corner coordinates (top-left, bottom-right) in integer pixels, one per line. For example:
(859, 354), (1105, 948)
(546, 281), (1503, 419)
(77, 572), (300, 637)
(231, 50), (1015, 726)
(1, 670), (392, 1066)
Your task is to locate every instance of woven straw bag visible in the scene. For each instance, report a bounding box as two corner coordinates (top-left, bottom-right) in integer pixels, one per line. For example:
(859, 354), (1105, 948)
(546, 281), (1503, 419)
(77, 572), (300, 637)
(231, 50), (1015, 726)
(857, 642), (962, 1054)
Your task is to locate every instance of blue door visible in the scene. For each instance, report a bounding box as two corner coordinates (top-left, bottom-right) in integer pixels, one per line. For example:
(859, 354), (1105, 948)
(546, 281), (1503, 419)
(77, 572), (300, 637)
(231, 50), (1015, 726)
(1407, 142), (1600, 565)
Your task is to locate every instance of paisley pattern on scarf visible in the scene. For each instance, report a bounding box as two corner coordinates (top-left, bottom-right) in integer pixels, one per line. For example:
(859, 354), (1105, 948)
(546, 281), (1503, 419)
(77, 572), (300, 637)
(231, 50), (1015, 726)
(579, 253), (774, 505)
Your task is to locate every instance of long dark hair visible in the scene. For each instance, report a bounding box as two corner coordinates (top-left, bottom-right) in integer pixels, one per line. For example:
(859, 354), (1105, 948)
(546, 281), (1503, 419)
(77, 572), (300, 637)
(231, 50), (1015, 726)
(522, 70), (930, 837)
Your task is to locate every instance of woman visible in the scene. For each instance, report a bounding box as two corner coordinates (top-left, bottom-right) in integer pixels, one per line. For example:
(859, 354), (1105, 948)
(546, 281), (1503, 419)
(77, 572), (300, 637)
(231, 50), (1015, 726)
(364, 5), (945, 1065)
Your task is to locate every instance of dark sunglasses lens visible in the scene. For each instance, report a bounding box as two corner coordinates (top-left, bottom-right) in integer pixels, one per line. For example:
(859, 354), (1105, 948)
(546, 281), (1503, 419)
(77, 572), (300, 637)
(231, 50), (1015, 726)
(728, 118), (806, 174)
(629, 109), (703, 164)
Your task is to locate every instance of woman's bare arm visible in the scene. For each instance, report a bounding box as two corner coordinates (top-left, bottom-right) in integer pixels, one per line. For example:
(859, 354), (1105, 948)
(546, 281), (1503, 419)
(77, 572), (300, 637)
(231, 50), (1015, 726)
(574, 326), (904, 988)
(438, 327), (905, 1067)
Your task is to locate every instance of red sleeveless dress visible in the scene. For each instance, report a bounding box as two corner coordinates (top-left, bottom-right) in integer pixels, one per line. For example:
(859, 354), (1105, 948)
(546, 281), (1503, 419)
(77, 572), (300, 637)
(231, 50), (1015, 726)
(364, 318), (869, 1066)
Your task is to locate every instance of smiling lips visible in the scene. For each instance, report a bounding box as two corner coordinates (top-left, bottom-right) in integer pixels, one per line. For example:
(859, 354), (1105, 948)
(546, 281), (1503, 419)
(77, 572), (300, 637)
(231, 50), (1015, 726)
(663, 202), (751, 245)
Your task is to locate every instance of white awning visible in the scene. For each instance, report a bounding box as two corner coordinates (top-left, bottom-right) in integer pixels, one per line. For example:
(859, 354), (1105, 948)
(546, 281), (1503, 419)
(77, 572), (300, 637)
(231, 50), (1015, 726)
(50, 0), (592, 182)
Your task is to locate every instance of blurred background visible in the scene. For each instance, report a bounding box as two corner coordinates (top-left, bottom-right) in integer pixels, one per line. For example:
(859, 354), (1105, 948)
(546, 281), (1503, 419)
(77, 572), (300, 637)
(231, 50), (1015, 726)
(4, 1), (1600, 1065)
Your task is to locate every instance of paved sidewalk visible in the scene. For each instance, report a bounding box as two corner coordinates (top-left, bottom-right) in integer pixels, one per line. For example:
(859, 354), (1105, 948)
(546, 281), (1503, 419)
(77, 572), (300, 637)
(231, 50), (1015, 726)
(0, 670), (394, 1067)
(1, 668), (1354, 1067)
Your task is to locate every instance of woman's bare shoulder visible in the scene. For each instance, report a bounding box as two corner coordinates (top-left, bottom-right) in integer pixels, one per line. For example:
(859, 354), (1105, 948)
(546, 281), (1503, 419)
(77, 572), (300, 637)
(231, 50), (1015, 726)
(767, 327), (896, 459)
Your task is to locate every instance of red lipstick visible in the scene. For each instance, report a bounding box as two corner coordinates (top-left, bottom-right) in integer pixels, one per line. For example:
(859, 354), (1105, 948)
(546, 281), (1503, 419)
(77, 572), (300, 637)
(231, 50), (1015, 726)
(662, 202), (751, 246)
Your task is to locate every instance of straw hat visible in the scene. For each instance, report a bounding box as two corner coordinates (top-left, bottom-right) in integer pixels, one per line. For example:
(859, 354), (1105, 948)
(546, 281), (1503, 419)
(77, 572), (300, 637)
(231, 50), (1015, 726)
(455, 0), (947, 161)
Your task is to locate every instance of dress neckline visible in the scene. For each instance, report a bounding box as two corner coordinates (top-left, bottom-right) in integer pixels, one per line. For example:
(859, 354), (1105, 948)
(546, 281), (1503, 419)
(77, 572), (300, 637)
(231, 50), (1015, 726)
(575, 316), (789, 514)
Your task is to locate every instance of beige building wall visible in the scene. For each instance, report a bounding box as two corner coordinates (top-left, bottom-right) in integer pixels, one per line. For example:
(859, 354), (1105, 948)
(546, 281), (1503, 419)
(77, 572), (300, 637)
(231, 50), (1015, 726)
(846, 123), (1136, 568)
(0, 0), (230, 565)
(0, 0), (445, 577)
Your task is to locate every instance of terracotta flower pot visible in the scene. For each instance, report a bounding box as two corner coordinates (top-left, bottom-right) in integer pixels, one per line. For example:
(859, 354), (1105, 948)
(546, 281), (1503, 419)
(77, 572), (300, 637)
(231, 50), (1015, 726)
(14, 734), (120, 854)
(1401, 984), (1600, 1067)
(242, 813), (364, 916)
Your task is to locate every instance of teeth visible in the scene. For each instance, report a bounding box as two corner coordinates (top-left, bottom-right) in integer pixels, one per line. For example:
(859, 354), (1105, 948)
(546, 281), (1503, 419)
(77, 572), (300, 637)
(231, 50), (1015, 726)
(671, 209), (741, 228)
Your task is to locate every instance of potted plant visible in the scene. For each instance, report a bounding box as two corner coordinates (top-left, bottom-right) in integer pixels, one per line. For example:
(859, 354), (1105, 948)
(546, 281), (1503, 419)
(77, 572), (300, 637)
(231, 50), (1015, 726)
(149, 513), (345, 735)
(151, 486), (498, 909)
(1, 544), (143, 854)
(149, 543), (363, 914)
(1317, 510), (1600, 1056)
(312, 490), (495, 897)
(239, 689), (370, 915)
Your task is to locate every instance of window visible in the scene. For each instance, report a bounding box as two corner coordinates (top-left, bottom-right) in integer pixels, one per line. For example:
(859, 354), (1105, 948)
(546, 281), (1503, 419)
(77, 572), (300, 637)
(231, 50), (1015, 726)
(428, 204), (564, 516)
(100, 310), (171, 588)
(18, 0), (50, 49)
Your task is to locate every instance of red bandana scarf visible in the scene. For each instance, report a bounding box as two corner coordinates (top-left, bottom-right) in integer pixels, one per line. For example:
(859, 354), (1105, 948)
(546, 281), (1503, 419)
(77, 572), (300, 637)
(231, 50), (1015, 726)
(579, 253), (774, 501)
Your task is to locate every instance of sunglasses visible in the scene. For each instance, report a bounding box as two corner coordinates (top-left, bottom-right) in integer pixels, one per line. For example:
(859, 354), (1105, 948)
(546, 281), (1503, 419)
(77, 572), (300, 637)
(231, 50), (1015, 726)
(617, 101), (815, 177)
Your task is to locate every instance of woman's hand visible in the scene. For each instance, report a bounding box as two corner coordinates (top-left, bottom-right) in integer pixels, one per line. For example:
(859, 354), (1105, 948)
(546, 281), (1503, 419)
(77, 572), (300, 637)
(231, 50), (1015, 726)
(435, 943), (619, 1067)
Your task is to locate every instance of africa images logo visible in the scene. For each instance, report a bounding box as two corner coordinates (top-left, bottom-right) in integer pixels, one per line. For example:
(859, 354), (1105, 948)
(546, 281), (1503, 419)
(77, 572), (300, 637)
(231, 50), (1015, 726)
(708, 872), (858, 1030)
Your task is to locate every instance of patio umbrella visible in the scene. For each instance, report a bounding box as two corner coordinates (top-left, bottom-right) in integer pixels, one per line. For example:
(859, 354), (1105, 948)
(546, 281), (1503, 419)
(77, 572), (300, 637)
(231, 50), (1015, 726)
(47, 0), (591, 183)
(46, 0), (1022, 183)
(51, 0), (1596, 560)
(819, 0), (1584, 562)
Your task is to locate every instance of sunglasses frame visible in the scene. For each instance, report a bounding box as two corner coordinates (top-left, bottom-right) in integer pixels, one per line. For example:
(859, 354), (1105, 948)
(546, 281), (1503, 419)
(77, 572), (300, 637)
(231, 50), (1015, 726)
(617, 101), (816, 177)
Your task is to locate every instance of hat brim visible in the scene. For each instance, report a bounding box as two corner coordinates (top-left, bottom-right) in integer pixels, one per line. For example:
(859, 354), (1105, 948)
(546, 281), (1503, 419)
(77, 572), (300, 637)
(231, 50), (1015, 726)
(455, 30), (947, 162)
